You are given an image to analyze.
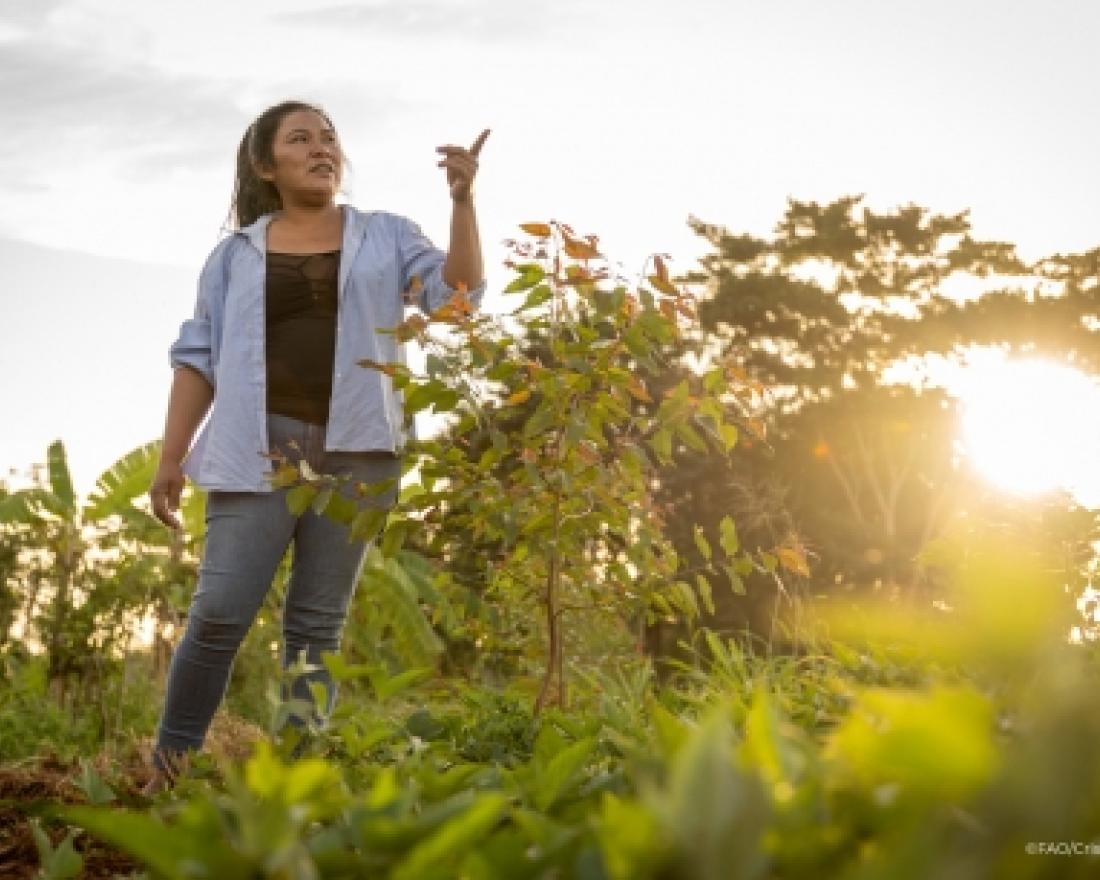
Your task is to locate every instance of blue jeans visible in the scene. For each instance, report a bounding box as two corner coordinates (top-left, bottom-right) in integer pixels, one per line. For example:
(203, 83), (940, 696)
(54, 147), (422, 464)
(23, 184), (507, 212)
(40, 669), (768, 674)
(153, 413), (401, 768)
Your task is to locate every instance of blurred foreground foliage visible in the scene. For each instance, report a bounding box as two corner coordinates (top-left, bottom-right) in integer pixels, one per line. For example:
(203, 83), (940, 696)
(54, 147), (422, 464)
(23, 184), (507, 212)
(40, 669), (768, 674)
(16, 528), (1097, 879)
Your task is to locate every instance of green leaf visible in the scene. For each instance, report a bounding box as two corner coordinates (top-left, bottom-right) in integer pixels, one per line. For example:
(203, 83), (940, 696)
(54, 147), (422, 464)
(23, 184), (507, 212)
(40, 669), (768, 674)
(826, 686), (998, 801)
(433, 387), (460, 413)
(523, 402), (558, 439)
(648, 709), (770, 880)
(647, 428), (672, 461)
(403, 382), (437, 415)
(703, 367), (725, 394)
(381, 518), (410, 558)
(51, 804), (247, 879)
(719, 515), (739, 556)
(398, 482), (426, 504)
(46, 440), (76, 513)
(675, 419), (708, 453)
(425, 353), (448, 376)
(623, 324), (649, 358)
(695, 574), (715, 615)
(321, 653), (374, 682)
(515, 284), (554, 312)
(83, 439), (161, 521)
(693, 525), (712, 561)
(647, 699), (691, 759)
(719, 422), (739, 452)
(405, 707), (446, 740)
(323, 491), (358, 525)
(282, 757), (346, 809)
(533, 723), (568, 768)
(30, 818), (83, 880)
(595, 794), (666, 880)
(534, 736), (598, 812)
(361, 552), (444, 665)
(267, 461), (300, 489)
(76, 759), (116, 805)
(724, 565), (746, 595)
(311, 486), (335, 515)
(339, 717), (395, 757)
(741, 685), (801, 796)
(350, 507), (388, 542)
(391, 794), (508, 880)
(487, 362), (520, 381)
(504, 265), (545, 293)
(368, 666), (433, 702)
(419, 764), (488, 801)
(286, 483), (317, 516)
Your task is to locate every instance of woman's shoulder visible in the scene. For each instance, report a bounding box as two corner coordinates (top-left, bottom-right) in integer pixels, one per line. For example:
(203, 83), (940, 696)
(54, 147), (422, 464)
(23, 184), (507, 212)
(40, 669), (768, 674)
(193, 233), (247, 297)
(202, 231), (242, 267)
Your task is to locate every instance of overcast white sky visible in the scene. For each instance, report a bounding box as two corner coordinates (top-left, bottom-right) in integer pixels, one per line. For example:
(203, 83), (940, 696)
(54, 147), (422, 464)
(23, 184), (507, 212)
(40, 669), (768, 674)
(2, 0), (1099, 499)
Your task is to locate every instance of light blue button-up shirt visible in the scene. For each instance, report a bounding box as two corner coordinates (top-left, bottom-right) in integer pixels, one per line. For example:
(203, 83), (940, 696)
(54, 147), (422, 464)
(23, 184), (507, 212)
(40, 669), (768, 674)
(169, 203), (487, 492)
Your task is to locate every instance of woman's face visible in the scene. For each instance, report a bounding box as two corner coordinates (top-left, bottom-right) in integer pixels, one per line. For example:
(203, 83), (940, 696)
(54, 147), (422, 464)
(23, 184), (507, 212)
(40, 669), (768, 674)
(256, 108), (344, 207)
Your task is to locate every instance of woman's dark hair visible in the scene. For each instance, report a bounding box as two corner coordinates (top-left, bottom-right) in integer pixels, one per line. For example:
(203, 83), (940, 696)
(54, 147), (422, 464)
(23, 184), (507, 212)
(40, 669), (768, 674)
(224, 99), (351, 231)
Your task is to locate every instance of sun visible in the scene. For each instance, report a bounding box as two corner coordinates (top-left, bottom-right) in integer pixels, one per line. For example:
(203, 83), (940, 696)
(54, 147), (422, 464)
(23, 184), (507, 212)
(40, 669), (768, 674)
(958, 358), (1100, 508)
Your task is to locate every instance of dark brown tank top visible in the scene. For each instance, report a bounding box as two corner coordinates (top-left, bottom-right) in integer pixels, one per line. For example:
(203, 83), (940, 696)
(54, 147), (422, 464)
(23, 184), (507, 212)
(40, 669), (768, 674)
(265, 249), (340, 425)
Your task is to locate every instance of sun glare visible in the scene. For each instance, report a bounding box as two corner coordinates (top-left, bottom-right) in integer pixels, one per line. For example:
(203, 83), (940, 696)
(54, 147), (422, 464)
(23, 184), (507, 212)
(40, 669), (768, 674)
(958, 358), (1100, 508)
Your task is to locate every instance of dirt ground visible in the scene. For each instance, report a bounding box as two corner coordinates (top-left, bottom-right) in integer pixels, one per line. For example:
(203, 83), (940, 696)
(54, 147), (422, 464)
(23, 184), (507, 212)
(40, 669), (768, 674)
(0, 713), (265, 878)
(0, 751), (143, 879)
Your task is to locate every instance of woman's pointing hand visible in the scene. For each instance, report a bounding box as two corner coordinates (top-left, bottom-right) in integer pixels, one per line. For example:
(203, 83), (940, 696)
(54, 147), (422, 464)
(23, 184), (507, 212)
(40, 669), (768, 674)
(436, 128), (490, 203)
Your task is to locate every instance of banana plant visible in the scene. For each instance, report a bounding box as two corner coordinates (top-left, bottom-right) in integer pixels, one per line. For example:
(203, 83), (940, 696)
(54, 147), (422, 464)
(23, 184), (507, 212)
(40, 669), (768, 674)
(0, 438), (206, 697)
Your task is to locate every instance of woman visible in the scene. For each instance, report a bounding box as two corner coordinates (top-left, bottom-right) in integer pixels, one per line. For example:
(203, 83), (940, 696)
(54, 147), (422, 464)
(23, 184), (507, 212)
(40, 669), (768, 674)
(144, 99), (489, 794)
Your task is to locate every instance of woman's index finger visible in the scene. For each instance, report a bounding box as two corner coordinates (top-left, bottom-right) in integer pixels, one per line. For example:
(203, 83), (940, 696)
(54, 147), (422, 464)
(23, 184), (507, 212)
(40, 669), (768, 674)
(469, 128), (491, 156)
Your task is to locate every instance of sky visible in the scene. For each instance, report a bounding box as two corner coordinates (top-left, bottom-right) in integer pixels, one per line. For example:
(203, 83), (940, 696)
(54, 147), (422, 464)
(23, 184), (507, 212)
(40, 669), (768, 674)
(2, 0), (1099, 500)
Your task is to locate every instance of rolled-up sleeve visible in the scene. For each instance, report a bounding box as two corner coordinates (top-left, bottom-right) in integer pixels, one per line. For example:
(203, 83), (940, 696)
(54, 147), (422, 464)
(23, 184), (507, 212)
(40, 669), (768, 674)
(169, 245), (224, 388)
(396, 215), (488, 316)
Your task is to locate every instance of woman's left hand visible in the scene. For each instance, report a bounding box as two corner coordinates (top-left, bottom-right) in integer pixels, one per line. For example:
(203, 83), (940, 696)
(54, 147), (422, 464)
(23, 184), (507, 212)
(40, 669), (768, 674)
(436, 129), (490, 203)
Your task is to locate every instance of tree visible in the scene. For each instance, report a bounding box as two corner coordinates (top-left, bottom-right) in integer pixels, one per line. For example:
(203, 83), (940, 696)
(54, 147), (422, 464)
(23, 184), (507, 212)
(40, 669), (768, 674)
(651, 195), (1099, 632)
(282, 220), (771, 714)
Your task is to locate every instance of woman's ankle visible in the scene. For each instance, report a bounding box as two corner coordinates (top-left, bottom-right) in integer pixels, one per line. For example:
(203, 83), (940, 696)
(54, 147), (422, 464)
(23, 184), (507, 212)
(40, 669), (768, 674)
(151, 745), (193, 780)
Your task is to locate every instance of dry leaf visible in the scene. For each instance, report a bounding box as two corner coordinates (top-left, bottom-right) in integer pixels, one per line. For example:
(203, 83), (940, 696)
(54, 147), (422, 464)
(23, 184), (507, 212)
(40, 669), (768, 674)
(563, 237), (600, 260)
(627, 376), (653, 403)
(394, 313), (429, 342)
(356, 357), (399, 377)
(777, 545), (810, 578)
(746, 418), (767, 440)
(647, 273), (678, 296)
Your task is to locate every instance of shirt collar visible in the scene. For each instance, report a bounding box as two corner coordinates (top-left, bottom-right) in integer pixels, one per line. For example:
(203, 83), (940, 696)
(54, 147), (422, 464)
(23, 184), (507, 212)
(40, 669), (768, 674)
(236, 203), (369, 257)
(237, 212), (275, 253)
(237, 204), (374, 299)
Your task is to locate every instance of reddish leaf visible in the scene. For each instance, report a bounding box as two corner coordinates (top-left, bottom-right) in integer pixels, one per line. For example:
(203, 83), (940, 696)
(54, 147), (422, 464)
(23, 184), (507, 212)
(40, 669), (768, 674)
(563, 237), (600, 260)
(431, 282), (475, 323)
